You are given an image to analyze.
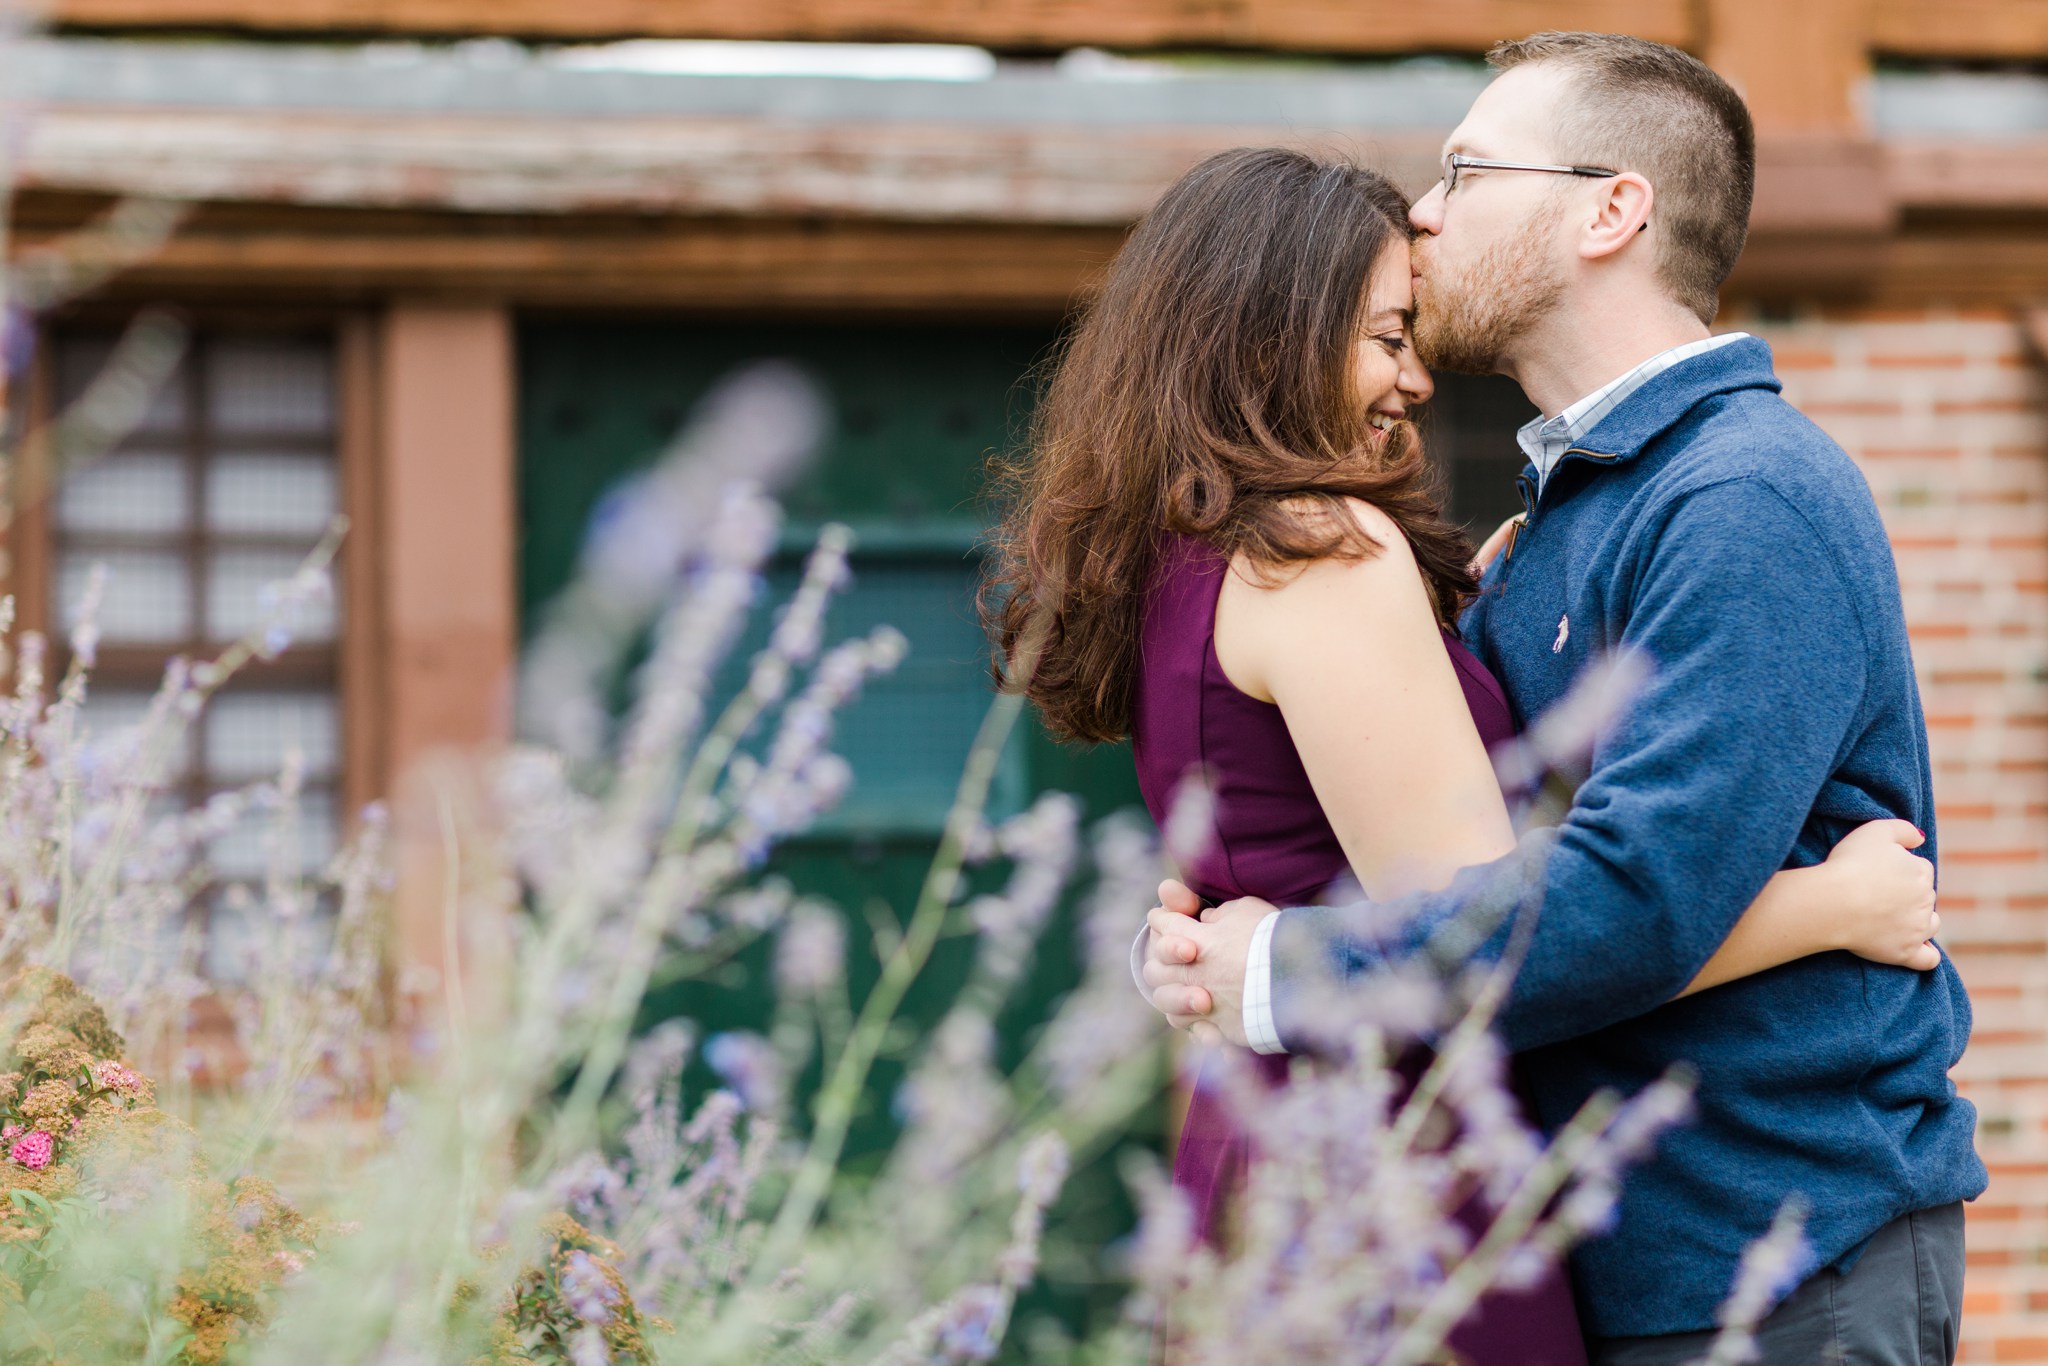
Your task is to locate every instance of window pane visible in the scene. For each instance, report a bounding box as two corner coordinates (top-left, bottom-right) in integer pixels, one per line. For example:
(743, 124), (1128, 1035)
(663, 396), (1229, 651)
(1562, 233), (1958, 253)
(712, 556), (1020, 830)
(80, 687), (194, 782)
(209, 787), (338, 881)
(56, 337), (188, 437)
(207, 338), (333, 437)
(206, 549), (338, 644)
(206, 691), (340, 781)
(59, 549), (192, 643)
(56, 451), (191, 535)
(206, 454), (337, 537)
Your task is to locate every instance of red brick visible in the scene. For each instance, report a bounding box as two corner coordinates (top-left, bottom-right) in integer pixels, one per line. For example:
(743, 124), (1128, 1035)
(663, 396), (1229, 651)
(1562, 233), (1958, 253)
(1871, 353), (1971, 368)
(1807, 399), (1907, 416)
(1757, 312), (2048, 1362)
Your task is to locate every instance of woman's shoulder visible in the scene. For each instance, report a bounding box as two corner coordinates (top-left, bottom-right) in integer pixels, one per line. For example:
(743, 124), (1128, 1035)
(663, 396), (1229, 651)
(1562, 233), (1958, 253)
(1327, 494), (1413, 551)
(1228, 496), (1418, 592)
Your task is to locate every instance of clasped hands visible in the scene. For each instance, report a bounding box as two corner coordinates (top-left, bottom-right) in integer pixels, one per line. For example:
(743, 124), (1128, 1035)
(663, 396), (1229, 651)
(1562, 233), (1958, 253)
(1141, 879), (1276, 1048)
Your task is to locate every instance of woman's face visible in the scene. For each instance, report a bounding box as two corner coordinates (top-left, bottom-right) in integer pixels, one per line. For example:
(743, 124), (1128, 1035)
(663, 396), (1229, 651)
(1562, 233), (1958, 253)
(1352, 240), (1435, 444)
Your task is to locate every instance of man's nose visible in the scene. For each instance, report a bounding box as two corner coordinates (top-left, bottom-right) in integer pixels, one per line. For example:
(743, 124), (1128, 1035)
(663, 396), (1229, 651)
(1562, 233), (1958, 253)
(1410, 182), (1446, 234)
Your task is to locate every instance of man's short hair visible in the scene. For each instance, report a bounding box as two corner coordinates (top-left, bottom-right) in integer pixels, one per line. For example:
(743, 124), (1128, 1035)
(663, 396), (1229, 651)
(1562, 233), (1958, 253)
(1488, 32), (1756, 324)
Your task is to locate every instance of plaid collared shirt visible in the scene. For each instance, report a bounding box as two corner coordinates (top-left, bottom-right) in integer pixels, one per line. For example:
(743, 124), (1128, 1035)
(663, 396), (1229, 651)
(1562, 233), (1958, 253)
(1517, 333), (1752, 494)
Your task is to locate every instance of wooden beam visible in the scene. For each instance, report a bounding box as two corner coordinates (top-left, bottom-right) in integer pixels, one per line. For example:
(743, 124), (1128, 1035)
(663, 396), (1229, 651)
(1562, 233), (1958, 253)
(17, 106), (1445, 227)
(1871, 0), (2048, 60)
(21, 192), (2048, 317)
(1702, 0), (1870, 134)
(19, 103), (1916, 234)
(15, 201), (1129, 315)
(3, 341), (58, 646)
(1885, 139), (2048, 213)
(43, 0), (1694, 54)
(374, 303), (518, 1034)
(2025, 306), (2048, 365)
(376, 303), (515, 774)
(336, 312), (388, 822)
(1732, 222), (2048, 308)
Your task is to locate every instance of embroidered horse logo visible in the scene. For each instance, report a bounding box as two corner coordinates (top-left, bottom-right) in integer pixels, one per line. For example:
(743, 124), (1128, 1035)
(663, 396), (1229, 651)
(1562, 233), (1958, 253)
(1553, 614), (1570, 654)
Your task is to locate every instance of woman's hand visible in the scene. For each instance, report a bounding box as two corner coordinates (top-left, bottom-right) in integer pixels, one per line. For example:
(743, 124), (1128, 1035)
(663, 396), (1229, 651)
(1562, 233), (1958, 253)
(1472, 514), (1523, 575)
(1818, 818), (1941, 971)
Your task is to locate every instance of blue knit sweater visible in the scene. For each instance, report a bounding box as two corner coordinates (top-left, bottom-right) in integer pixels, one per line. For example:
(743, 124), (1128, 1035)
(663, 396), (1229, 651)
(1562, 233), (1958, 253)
(1268, 336), (1987, 1337)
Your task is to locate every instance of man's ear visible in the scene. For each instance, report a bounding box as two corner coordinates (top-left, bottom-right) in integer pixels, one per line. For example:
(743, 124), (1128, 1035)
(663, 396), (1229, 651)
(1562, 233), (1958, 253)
(1581, 172), (1654, 261)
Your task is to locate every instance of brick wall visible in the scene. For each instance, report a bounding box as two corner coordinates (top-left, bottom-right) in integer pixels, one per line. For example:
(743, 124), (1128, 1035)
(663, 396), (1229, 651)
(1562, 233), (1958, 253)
(1737, 308), (2048, 1362)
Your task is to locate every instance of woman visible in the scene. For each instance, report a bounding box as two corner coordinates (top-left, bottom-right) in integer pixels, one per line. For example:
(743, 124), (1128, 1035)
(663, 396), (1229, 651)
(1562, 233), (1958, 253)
(983, 148), (1938, 1360)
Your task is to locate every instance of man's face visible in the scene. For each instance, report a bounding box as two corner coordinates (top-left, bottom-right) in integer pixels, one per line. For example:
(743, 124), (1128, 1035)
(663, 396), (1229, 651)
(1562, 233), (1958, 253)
(1408, 64), (1581, 375)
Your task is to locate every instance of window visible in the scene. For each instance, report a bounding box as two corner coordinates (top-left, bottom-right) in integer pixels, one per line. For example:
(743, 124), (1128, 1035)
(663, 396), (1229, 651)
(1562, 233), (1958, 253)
(519, 319), (1055, 837)
(714, 538), (1026, 835)
(1424, 372), (1540, 537)
(49, 329), (346, 967)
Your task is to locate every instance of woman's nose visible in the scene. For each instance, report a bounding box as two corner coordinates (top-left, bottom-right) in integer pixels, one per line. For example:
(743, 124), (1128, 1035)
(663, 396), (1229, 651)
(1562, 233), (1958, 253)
(1400, 358), (1435, 405)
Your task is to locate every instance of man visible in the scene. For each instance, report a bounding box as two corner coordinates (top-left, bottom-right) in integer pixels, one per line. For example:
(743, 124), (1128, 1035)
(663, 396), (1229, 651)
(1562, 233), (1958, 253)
(1140, 32), (1985, 1364)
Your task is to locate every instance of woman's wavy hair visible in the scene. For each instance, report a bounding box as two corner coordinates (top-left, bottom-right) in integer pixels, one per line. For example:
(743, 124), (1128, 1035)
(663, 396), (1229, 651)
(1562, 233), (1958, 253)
(983, 146), (1479, 744)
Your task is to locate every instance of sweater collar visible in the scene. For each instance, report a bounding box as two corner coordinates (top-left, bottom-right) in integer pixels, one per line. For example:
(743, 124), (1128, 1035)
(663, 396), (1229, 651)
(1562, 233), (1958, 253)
(1557, 334), (1784, 465)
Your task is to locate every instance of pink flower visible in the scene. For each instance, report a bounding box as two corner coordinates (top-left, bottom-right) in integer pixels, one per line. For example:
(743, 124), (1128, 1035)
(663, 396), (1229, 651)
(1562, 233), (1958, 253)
(1, 1124), (18, 1140)
(10, 1131), (53, 1170)
(90, 1060), (143, 1096)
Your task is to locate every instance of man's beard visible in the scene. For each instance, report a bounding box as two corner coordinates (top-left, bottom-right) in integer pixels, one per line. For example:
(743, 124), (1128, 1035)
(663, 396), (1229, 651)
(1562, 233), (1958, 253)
(1413, 209), (1569, 375)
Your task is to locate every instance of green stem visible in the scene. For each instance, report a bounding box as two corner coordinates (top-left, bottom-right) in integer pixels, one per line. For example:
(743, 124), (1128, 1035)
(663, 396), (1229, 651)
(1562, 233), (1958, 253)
(749, 681), (1029, 1284)
(1380, 1090), (1620, 1366)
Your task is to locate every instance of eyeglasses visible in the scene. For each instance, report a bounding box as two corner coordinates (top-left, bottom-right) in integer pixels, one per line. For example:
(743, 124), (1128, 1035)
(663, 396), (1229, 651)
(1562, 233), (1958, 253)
(1441, 153), (1620, 195)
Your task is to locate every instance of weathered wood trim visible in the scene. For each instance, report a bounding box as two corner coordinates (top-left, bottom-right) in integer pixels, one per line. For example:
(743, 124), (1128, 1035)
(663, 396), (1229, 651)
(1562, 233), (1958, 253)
(5, 336), (57, 645)
(336, 311), (387, 822)
(375, 303), (516, 1025)
(14, 200), (1130, 315)
(1703, 0), (1870, 134)
(2022, 305), (2048, 365)
(17, 126), (2048, 314)
(20, 197), (2048, 315)
(376, 303), (515, 774)
(1849, 229), (2048, 308)
(1870, 0), (2048, 60)
(44, 0), (1693, 55)
(1885, 139), (2048, 213)
(20, 105), (1951, 232)
(16, 106), (1445, 225)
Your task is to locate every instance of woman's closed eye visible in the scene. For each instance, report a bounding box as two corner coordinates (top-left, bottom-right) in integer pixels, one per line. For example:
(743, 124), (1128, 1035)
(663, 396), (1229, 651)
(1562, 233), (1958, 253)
(1374, 333), (1409, 355)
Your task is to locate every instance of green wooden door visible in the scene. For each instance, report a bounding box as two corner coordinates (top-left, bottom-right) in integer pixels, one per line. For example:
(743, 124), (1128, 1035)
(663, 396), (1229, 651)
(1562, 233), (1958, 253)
(517, 318), (1155, 1348)
(518, 314), (1144, 878)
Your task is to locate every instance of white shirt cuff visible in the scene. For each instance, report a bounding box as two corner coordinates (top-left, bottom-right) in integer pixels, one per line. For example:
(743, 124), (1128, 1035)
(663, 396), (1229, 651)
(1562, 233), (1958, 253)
(1243, 910), (1287, 1055)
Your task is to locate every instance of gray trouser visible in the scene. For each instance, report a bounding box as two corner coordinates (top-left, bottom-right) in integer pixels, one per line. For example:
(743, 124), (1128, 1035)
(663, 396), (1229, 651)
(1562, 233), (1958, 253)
(1591, 1203), (1965, 1366)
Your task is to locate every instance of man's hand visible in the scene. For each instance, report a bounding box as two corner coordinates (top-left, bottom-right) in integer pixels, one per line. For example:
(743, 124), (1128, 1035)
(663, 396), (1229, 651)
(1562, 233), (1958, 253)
(1142, 887), (1277, 1047)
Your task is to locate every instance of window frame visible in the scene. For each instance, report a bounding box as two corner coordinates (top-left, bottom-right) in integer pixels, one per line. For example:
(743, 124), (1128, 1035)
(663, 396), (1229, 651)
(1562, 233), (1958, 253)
(8, 305), (386, 888)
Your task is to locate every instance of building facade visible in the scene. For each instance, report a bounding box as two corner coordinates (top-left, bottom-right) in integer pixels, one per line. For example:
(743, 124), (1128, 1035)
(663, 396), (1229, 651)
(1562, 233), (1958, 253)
(8, 0), (2048, 1356)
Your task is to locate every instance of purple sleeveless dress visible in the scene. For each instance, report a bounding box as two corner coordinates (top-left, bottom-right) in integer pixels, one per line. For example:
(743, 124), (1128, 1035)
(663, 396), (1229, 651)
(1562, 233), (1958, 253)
(1128, 532), (1588, 1366)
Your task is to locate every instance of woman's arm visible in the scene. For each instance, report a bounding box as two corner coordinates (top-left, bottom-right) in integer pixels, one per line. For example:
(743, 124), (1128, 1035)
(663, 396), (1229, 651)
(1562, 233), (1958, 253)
(1216, 499), (1939, 994)
(1214, 498), (1516, 901)
(1677, 818), (1941, 996)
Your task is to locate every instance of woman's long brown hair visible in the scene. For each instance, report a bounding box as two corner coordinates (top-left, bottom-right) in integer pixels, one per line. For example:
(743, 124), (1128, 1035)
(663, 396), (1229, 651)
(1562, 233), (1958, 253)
(983, 147), (1479, 744)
